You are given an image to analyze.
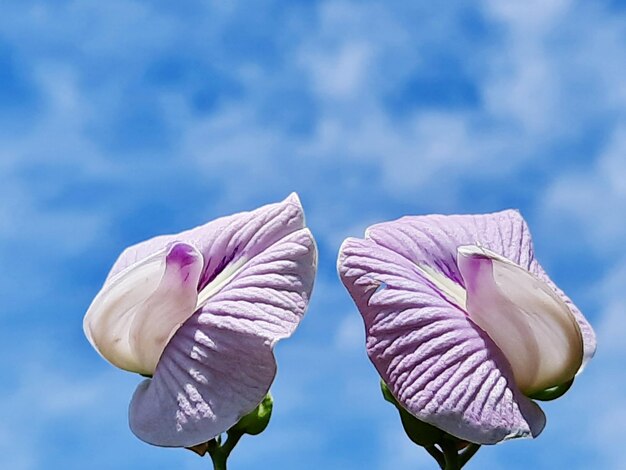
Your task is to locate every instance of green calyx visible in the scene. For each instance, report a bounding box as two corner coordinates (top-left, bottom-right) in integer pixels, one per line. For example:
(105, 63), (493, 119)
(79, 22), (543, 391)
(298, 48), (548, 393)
(528, 377), (575, 401)
(380, 380), (443, 447)
(188, 393), (274, 470)
(231, 392), (274, 436)
(380, 380), (481, 470)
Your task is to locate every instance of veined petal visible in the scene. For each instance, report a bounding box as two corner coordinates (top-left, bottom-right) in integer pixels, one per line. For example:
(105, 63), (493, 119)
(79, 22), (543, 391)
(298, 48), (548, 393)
(108, 193), (306, 293)
(84, 242), (203, 375)
(457, 246), (584, 395)
(84, 193), (316, 447)
(130, 228), (316, 446)
(338, 237), (545, 444)
(365, 210), (536, 286)
(338, 211), (596, 443)
(365, 211), (596, 371)
(197, 228), (317, 342)
(129, 315), (277, 447)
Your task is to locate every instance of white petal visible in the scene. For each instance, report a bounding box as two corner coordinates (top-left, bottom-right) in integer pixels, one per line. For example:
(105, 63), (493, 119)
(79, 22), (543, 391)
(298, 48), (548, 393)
(84, 242), (203, 375)
(457, 245), (584, 395)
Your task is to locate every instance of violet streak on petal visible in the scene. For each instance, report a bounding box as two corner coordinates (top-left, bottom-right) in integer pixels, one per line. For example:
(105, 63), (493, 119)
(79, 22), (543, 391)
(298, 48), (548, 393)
(338, 210), (596, 444)
(81, 193), (317, 448)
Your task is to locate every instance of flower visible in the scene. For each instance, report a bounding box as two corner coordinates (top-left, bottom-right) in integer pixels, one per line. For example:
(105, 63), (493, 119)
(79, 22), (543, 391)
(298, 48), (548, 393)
(337, 210), (596, 444)
(83, 193), (317, 447)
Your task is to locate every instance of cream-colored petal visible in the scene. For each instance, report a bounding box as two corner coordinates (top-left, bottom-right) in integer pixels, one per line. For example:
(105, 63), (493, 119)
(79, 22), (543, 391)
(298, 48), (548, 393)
(457, 245), (584, 395)
(83, 243), (203, 375)
(128, 243), (204, 375)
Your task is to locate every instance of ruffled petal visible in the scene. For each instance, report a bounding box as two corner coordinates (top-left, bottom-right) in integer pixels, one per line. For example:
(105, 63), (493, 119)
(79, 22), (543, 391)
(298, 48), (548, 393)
(129, 228), (316, 446)
(364, 210), (536, 286)
(129, 316), (276, 447)
(338, 237), (545, 444)
(108, 193), (306, 291)
(364, 211), (595, 372)
(457, 246), (583, 395)
(84, 242), (203, 375)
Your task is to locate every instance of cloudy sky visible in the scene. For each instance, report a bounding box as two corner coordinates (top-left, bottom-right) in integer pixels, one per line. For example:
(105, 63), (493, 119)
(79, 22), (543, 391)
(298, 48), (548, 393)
(1, 0), (625, 468)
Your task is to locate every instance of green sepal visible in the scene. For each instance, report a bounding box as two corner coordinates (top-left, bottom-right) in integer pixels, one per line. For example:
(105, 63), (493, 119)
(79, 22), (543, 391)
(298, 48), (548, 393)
(231, 393), (273, 436)
(528, 377), (574, 401)
(380, 380), (443, 447)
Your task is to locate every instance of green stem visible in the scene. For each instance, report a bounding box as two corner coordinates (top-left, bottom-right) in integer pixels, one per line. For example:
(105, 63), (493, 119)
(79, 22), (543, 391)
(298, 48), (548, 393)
(425, 445), (446, 469)
(459, 444), (480, 467)
(208, 432), (243, 470)
(209, 449), (227, 470)
(440, 440), (460, 470)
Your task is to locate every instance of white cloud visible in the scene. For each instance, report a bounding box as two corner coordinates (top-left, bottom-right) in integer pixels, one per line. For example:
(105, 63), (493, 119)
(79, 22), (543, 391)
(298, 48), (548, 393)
(301, 41), (373, 99)
(334, 313), (364, 352)
(0, 66), (111, 259)
(378, 425), (432, 470)
(543, 124), (626, 255)
(0, 347), (124, 469)
(482, 0), (571, 33)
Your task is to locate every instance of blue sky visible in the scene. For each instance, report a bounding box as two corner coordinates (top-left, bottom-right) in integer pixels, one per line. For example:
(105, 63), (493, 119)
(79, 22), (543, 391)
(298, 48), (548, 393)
(1, 0), (625, 468)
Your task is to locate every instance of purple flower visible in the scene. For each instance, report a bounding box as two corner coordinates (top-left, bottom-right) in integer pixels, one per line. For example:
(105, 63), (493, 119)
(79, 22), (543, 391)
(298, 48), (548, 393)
(338, 211), (595, 444)
(84, 194), (316, 447)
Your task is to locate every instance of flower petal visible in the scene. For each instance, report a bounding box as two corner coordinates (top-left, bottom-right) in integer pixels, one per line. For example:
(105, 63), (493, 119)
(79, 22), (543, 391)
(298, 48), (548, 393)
(364, 211), (595, 370)
(129, 228), (316, 446)
(129, 316), (277, 447)
(532, 264), (596, 370)
(129, 243), (204, 375)
(457, 245), (584, 395)
(107, 193), (306, 291)
(196, 229), (317, 342)
(338, 236), (546, 444)
(365, 210), (536, 286)
(84, 242), (203, 375)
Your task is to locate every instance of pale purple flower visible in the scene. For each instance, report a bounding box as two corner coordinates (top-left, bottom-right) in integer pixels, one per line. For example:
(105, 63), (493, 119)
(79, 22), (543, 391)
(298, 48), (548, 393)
(84, 194), (316, 447)
(338, 211), (596, 444)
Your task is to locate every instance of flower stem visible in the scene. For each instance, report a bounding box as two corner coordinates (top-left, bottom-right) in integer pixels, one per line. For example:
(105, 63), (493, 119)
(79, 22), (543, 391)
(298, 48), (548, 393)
(209, 450), (227, 470)
(440, 439), (460, 470)
(208, 431), (243, 470)
(459, 443), (480, 467)
(436, 440), (480, 470)
(425, 445), (446, 469)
